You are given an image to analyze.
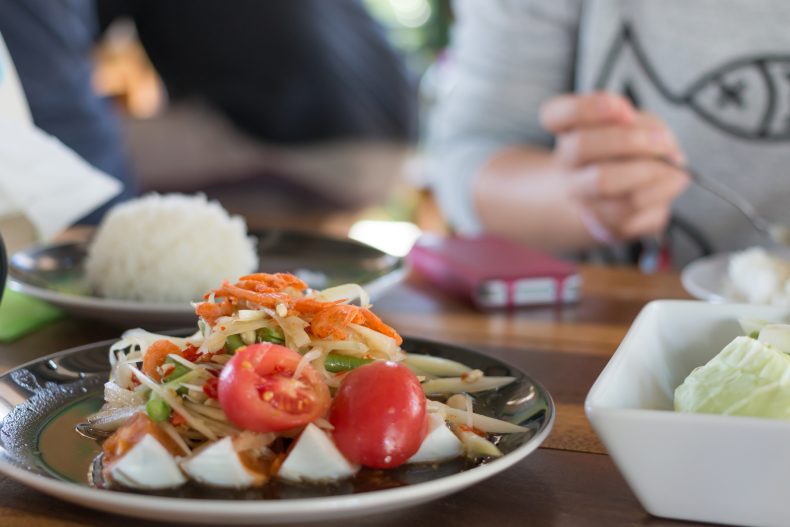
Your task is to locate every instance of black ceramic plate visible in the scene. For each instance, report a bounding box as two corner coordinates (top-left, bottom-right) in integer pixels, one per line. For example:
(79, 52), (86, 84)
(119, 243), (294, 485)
(0, 337), (554, 524)
(8, 229), (406, 327)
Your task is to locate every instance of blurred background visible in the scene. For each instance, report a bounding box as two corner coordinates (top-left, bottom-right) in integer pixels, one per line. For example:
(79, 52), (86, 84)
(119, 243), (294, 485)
(88, 0), (453, 256)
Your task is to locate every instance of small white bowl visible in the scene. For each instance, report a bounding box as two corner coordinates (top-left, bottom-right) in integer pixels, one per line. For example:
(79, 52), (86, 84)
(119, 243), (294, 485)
(585, 300), (790, 527)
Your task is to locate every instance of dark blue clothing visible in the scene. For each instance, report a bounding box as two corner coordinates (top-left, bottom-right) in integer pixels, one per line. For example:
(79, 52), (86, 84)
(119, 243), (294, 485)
(98, 0), (418, 144)
(0, 0), (135, 222)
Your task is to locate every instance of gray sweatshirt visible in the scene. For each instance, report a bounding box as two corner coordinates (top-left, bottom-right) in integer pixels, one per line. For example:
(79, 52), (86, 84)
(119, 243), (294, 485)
(428, 0), (790, 265)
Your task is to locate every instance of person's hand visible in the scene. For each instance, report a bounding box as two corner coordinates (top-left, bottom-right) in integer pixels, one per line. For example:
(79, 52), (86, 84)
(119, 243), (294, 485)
(540, 92), (690, 242)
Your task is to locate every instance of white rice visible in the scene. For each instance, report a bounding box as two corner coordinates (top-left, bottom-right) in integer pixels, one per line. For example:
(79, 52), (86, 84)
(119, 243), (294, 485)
(728, 247), (790, 306)
(85, 193), (259, 303)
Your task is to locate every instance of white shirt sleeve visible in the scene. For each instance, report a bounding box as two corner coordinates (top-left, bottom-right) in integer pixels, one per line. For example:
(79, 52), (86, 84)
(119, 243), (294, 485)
(426, 0), (583, 233)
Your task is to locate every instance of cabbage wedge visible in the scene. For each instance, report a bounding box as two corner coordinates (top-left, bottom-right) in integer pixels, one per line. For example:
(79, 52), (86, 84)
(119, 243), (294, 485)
(674, 336), (790, 419)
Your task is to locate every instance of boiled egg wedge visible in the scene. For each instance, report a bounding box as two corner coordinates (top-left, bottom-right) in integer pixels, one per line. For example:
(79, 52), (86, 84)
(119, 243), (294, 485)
(277, 423), (358, 483)
(181, 435), (272, 488)
(102, 413), (187, 489)
(109, 434), (186, 489)
(407, 413), (464, 464)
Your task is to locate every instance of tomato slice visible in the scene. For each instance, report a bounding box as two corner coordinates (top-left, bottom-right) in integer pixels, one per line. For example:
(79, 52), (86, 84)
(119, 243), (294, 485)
(329, 361), (427, 469)
(218, 343), (330, 432)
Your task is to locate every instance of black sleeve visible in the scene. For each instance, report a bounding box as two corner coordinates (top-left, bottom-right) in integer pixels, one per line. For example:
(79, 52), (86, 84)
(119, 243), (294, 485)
(99, 0), (418, 143)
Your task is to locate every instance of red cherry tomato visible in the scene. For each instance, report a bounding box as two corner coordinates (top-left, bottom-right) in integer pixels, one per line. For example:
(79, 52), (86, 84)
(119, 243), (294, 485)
(218, 343), (330, 432)
(329, 361), (427, 469)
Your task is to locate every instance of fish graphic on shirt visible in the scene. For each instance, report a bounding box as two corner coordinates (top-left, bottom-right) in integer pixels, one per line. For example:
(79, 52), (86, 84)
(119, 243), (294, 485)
(595, 23), (790, 141)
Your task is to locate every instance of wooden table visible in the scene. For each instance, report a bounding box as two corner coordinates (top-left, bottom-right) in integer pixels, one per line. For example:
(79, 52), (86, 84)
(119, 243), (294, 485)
(0, 265), (699, 527)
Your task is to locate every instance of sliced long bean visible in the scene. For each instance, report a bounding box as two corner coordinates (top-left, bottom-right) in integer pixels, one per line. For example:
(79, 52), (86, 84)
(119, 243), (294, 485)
(324, 353), (373, 373)
(225, 333), (246, 353)
(257, 326), (285, 344)
(146, 396), (171, 422)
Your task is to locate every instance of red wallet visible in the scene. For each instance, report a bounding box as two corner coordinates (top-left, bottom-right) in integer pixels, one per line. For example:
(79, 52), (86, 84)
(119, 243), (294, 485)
(406, 234), (580, 309)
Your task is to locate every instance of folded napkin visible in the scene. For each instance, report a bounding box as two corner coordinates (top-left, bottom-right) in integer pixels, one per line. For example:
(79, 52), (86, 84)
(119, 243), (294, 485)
(0, 120), (122, 241)
(0, 287), (62, 342)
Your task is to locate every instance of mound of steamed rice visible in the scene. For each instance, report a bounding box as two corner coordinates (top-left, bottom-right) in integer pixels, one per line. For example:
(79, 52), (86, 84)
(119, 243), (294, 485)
(85, 193), (258, 303)
(728, 247), (790, 305)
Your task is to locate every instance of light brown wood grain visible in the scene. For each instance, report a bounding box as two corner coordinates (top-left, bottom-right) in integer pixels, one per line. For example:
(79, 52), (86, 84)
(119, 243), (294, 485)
(386, 312), (629, 357)
(581, 265), (692, 302)
(542, 403), (606, 455)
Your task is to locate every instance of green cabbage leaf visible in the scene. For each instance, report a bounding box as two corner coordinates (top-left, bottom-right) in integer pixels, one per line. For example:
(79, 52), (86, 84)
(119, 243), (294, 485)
(674, 336), (790, 419)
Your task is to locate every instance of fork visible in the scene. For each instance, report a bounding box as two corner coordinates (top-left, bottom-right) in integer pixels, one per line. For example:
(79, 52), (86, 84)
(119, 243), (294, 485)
(660, 158), (790, 246)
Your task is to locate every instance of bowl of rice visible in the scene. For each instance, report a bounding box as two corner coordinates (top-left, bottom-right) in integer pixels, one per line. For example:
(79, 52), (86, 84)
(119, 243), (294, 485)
(682, 246), (790, 306)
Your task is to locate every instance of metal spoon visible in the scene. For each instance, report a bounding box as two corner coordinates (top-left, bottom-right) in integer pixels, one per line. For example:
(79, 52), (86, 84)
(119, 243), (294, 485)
(661, 158), (790, 246)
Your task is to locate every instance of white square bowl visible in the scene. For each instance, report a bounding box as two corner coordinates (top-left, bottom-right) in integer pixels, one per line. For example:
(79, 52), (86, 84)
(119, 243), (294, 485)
(585, 300), (790, 527)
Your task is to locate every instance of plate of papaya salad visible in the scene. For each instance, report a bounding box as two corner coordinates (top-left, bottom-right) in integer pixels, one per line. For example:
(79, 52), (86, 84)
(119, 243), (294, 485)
(0, 273), (554, 524)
